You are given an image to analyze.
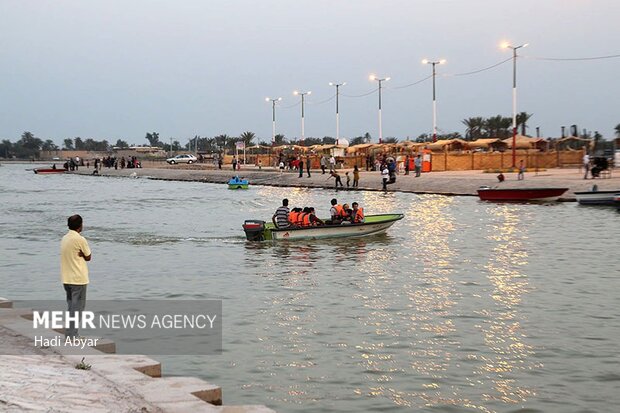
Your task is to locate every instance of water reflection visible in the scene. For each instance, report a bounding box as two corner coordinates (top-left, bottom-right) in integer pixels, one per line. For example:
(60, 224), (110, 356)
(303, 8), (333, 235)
(355, 194), (461, 408)
(478, 204), (536, 405)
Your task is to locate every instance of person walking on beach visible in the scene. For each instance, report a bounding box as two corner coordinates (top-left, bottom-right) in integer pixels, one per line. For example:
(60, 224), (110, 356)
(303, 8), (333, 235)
(298, 158), (304, 178)
(345, 172), (351, 188)
(306, 155), (311, 177)
(518, 160), (525, 180)
(414, 154), (422, 177)
(404, 155), (410, 175)
(320, 156), (327, 174)
(329, 155), (336, 172)
(583, 153), (590, 179)
(60, 214), (91, 338)
(353, 165), (360, 187)
(381, 163), (389, 192)
(328, 170), (344, 189)
(232, 156), (237, 171)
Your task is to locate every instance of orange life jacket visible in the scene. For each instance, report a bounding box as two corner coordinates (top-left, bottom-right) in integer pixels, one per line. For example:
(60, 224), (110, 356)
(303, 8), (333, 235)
(332, 204), (345, 218)
(296, 212), (306, 226)
(289, 211), (299, 224)
(352, 207), (364, 223)
(302, 213), (312, 227)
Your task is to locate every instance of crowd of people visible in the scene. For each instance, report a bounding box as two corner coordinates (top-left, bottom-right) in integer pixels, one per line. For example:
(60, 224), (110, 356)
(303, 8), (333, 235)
(272, 198), (365, 229)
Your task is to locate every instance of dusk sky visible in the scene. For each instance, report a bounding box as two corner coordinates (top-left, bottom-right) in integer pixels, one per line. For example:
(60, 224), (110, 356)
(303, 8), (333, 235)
(1, 0), (619, 146)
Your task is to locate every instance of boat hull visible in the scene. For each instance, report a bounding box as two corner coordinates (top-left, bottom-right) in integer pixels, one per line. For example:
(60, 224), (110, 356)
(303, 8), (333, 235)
(245, 214), (404, 241)
(478, 187), (568, 202)
(228, 184), (249, 189)
(34, 168), (65, 174)
(574, 190), (620, 205)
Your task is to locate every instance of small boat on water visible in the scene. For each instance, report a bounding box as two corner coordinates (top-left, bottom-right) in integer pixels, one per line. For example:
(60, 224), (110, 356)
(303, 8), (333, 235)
(574, 187), (620, 205)
(33, 168), (66, 174)
(477, 186), (568, 202)
(228, 176), (249, 189)
(242, 213), (404, 241)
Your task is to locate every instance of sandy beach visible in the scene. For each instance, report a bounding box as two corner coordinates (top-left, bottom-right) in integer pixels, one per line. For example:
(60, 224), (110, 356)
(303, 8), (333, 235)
(73, 163), (619, 200)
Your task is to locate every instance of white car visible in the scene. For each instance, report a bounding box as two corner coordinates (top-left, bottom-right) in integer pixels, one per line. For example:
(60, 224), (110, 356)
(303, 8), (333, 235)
(166, 154), (198, 164)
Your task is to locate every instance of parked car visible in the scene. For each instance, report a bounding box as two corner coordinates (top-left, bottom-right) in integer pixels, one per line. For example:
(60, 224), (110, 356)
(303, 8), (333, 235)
(166, 154), (198, 164)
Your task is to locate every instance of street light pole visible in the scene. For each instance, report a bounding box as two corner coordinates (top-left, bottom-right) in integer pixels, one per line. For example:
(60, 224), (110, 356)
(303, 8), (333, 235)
(422, 59), (446, 143)
(293, 90), (311, 144)
(502, 42), (528, 168)
(265, 97), (282, 144)
(329, 82), (346, 143)
(369, 75), (390, 143)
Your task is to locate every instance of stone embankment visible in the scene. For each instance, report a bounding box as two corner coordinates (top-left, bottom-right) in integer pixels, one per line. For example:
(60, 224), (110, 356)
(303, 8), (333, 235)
(0, 298), (274, 413)
(75, 164), (620, 200)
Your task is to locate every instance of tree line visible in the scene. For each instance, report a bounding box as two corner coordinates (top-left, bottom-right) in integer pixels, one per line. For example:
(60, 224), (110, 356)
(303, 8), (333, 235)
(2, 118), (617, 159)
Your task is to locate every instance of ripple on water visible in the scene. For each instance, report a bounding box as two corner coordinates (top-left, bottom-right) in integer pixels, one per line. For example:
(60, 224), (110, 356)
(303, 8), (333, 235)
(1, 164), (620, 413)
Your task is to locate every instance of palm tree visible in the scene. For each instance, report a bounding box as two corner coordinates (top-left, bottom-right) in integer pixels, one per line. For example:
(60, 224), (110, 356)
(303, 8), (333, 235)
(484, 115), (512, 138)
(214, 134), (231, 152)
(239, 131), (255, 147)
(615, 123), (620, 138)
(461, 117), (485, 140)
(516, 112), (533, 136)
(274, 134), (286, 145)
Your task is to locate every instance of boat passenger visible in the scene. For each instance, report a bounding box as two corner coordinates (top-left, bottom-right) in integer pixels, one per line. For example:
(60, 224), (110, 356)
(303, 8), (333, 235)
(299, 207), (312, 226)
(272, 198), (290, 228)
(288, 207), (302, 226)
(351, 202), (365, 223)
(304, 207), (324, 226)
(329, 198), (346, 224)
(341, 204), (352, 221)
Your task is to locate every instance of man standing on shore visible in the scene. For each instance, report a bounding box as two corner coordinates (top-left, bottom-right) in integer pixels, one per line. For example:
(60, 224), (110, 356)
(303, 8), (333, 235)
(414, 154), (422, 177)
(306, 155), (311, 177)
(60, 215), (91, 338)
(583, 153), (590, 179)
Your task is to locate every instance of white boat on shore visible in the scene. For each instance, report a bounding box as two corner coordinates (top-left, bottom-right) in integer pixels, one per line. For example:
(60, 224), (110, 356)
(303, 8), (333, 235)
(574, 188), (620, 205)
(242, 213), (404, 241)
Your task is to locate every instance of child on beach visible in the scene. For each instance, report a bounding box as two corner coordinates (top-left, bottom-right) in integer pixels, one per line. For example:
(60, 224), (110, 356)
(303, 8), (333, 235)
(345, 172), (351, 188)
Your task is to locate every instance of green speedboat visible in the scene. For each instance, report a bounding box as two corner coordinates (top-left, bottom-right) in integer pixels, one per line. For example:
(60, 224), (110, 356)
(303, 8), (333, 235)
(242, 213), (404, 241)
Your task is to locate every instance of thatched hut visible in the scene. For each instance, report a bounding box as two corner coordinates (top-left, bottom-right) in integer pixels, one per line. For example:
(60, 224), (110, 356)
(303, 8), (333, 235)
(467, 138), (508, 152)
(554, 136), (593, 151)
(427, 139), (468, 152)
(502, 135), (548, 150)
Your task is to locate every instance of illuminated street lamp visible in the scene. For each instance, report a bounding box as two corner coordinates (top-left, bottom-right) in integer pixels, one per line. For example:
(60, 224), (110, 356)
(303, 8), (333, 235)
(265, 97), (282, 144)
(502, 41), (529, 167)
(422, 59), (446, 142)
(369, 74), (390, 143)
(293, 90), (311, 143)
(329, 82), (346, 143)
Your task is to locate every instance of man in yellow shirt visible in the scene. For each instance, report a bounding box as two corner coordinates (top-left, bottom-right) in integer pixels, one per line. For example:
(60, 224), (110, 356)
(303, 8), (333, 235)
(60, 215), (92, 338)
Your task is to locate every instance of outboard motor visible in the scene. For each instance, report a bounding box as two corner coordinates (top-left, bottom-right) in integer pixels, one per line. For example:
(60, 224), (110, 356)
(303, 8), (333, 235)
(243, 220), (265, 241)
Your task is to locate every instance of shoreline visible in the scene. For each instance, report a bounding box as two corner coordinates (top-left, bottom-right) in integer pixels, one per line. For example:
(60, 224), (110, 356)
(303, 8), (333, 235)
(0, 298), (274, 413)
(67, 164), (620, 201)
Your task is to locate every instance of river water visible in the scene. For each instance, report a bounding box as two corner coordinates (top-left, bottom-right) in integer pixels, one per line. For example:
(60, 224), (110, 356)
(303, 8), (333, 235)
(1, 163), (619, 413)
